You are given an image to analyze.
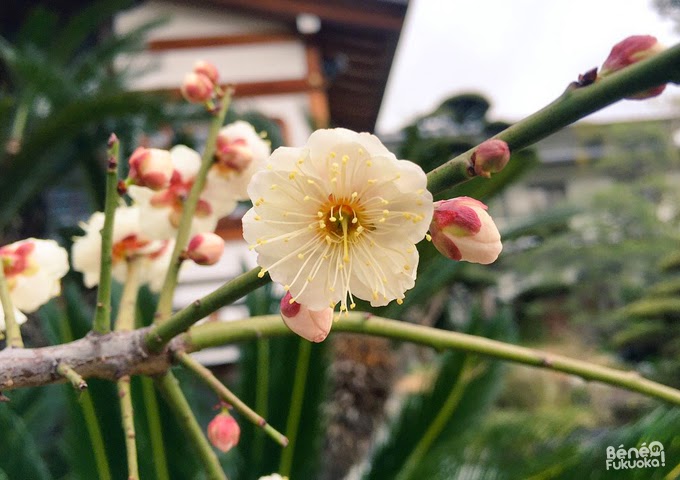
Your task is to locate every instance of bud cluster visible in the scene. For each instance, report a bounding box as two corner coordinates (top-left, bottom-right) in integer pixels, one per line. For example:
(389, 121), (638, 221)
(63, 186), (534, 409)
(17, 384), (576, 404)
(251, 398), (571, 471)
(181, 60), (221, 105)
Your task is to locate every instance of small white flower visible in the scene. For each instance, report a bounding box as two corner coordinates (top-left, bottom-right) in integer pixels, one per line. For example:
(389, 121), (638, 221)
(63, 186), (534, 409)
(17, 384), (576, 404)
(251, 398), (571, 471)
(258, 475), (286, 480)
(71, 206), (173, 292)
(243, 128), (433, 311)
(0, 238), (69, 313)
(204, 120), (271, 204)
(129, 145), (236, 240)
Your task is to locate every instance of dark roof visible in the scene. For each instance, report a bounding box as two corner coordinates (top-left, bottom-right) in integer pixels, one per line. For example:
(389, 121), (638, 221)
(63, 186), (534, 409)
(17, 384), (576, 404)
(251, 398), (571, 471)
(176, 0), (409, 132)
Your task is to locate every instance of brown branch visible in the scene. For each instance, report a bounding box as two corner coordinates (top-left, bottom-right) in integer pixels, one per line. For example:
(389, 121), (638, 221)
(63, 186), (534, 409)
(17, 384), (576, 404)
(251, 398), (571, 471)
(0, 328), (181, 391)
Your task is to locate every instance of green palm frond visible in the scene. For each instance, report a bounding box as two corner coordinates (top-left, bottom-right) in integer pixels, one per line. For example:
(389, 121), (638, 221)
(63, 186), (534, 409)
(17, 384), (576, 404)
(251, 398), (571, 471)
(360, 307), (515, 480)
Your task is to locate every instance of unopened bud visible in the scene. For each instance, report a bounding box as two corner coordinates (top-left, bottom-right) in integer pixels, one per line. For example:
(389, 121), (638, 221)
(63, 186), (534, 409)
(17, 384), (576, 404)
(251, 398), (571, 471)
(429, 197), (502, 264)
(471, 139), (510, 178)
(128, 147), (173, 190)
(207, 411), (240, 453)
(187, 233), (225, 265)
(181, 72), (214, 103)
(280, 292), (333, 343)
(194, 60), (219, 84)
(599, 35), (666, 99)
(215, 135), (253, 173)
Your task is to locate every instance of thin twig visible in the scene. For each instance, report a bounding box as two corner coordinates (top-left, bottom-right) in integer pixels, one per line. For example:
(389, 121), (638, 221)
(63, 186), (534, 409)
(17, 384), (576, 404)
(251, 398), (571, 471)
(175, 350), (288, 447)
(56, 362), (87, 391)
(155, 90), (234, 323)
(93, 133), (121, 334)
(154, 371), (227, 480)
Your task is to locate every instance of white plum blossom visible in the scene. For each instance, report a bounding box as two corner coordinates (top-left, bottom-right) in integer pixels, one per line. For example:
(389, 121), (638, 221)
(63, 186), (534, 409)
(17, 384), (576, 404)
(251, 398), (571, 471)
(243, 128), (433, 312)
(204, 120), (271, 203)
(129, 145), (236, 240)
(258, 475), (286, 480)
(0, 238), (69, 314)
(71, 206), (173, 292)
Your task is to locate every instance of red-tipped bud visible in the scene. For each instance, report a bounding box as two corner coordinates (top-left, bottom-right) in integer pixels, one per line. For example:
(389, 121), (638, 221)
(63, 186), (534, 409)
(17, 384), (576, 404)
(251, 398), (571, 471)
(600, 35), (666, 99)
(280, 292), (333, 343)
(471, 139), (510, 178)
(207, 412), (240, 453)
(181, 72), (215, 103)
(193, 60), (219, 84)
(215, 135), (253, 173)
(187, 233), (225, 265)
(429, 197), (502, 264)
(128, 147), (173, 190)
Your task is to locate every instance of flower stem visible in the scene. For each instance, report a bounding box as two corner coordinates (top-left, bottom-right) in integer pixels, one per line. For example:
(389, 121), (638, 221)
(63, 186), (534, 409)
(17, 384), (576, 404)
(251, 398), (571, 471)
(93, 133), (121, 335)
(155, 90), (233, 323)
(115, 259), (141, 480)
(154, 371), (227, 480)
(118, 376), (138, 480)
(0, 258), (22, 348)
(184, 314), (680, 406)
(56, 363), (87, 391)
(140, 377), (170, 480)
(80, 390), (113, 480)
(145, 267), (270, 352)
(278, 339), (312, 477)
(57, 295), (112, 480)
(395, 357), (483, 480)
(175, 350), (288, 447)
(426, 41), (680, 195)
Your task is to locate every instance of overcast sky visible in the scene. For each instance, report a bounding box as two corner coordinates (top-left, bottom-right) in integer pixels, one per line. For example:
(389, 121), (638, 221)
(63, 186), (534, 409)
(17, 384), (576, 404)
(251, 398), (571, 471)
(376, 0), (680, 134)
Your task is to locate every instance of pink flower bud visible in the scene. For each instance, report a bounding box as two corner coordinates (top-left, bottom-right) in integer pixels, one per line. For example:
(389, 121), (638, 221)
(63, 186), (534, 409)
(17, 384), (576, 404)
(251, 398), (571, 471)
(193, 60), (219, 84)
(600, 35), (666, 99)
(471, 139), (510, 178)
(186, 233), (225, 265)
(128, 147), (173, 190)
(280, 292), (333, 343)
(207, 412), (240, 453)
(215, 135), (253, 173)
(181, 72), (214, 103)
(429, 197), (502, 264)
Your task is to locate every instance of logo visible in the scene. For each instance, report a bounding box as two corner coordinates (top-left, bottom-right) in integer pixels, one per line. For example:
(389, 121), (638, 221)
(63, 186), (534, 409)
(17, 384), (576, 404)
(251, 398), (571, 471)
(606, 441), (665, 471)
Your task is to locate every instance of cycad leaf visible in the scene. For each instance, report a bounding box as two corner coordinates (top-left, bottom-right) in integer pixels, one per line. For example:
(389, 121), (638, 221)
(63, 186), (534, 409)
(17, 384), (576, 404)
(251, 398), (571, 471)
(361, 308), (514, 480)
(235, 286), (330, 480)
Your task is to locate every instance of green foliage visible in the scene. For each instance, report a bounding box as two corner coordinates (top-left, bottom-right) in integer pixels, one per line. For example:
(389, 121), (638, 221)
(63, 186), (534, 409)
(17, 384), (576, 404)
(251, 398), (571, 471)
(0, 1), (169, 232)
(361, 307), (515, 480)
(232, 283), (330, 480)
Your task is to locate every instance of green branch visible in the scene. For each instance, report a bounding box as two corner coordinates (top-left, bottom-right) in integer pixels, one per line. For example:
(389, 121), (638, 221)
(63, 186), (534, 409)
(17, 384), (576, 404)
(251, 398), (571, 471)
(56, 363), (87, 391)
(155, 90), (233, 322)
(154, 371), (227, 480)
(175, 350), (288, 447)
(184, 314), (680, 405)
(92, 133), (121, 334)
(426, 42), (680, 194)
(140, 377), (170, 480)
(115, 259), (141, 480)
(145, 268), (270, 352)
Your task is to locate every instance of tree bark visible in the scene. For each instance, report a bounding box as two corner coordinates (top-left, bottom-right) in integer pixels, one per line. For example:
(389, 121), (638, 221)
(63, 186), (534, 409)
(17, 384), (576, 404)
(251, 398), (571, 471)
(0, 328), (179, 391)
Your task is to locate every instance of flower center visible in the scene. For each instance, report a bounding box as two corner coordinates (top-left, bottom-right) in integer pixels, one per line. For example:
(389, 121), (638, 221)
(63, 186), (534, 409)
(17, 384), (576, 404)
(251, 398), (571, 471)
(112, 235), (151, 263)
(318, 194), (371, 263)
(0, 242), (36, 278)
